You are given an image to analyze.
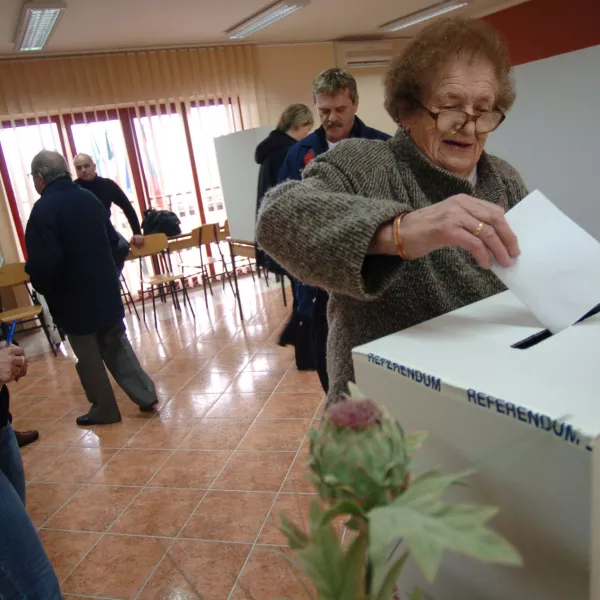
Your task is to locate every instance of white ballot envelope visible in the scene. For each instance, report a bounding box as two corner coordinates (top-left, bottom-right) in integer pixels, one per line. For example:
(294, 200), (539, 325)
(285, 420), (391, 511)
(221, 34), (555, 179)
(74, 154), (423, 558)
(491, 190), (600, 333)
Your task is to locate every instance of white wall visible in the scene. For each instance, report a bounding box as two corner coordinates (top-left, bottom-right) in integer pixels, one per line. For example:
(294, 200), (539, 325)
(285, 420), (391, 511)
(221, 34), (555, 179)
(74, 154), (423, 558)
(351, 67), (397, 136)
(486, 45), (600, 240)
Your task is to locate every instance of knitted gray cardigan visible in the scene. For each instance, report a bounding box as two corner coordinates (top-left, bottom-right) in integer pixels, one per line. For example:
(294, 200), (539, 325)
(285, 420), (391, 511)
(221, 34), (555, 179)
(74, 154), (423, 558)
(256, 130), (528, 404)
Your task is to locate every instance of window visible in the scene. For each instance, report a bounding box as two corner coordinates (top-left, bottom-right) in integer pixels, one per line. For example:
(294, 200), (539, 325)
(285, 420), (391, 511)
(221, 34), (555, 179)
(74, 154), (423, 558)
(0, 99), (244, 297)
(0, 120), (64, 225)
(188, 101), (239, 225)
(133, 108), (200, 234)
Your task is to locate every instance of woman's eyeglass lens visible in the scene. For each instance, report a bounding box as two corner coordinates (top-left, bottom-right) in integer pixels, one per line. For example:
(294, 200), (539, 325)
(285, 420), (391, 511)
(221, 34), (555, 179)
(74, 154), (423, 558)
(432, 109), (505, 134)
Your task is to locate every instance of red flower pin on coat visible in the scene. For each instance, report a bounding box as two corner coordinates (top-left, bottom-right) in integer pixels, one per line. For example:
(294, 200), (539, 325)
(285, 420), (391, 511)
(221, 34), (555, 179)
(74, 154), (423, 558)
(304, 149), (316, 166)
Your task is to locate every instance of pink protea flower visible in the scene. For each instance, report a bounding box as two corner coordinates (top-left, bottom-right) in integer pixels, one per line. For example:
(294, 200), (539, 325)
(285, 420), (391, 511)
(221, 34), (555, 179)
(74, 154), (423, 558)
(327, 398), (381, 430)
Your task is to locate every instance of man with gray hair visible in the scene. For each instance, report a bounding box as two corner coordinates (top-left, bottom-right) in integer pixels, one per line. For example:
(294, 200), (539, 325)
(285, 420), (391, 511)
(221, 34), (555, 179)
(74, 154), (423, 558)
(25, 150), (158, 426)
(276, 68), (390, 393)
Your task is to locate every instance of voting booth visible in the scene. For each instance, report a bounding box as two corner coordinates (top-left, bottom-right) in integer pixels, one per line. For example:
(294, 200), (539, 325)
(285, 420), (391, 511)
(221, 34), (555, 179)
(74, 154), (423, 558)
(353, 291), (599, 600)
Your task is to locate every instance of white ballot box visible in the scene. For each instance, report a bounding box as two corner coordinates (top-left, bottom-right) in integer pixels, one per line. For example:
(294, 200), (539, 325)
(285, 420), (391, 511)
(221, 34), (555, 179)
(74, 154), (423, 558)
(353, 291), (600, 600)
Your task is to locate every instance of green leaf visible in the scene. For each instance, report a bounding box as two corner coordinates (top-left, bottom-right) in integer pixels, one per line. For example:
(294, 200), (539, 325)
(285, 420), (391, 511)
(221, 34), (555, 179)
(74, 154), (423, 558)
(373, 552), (409, 600)
(339, 531), (368, 600)
(279, 512), (309, 550)
(292, 500), (346, 596)
(321, 499), (366, 527)
(268, 549), (317, 600)
(369, 471), (522, 582)
(405, 431), (428, 456)
(410, 587), (425, 600)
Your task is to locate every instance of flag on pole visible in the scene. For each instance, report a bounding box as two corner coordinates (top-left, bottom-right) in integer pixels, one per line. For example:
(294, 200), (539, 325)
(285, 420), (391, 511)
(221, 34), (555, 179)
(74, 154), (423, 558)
(105, 130), (115, 160)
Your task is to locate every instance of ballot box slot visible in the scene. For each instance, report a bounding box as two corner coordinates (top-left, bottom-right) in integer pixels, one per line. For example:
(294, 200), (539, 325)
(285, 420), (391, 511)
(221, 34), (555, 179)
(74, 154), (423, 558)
(511, 303), (600, 349)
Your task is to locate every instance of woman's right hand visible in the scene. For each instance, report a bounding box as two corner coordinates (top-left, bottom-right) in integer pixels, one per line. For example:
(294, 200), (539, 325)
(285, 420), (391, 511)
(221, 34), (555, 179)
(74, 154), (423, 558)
(0, 346), (26, 385)
(399, 194), (520, 269)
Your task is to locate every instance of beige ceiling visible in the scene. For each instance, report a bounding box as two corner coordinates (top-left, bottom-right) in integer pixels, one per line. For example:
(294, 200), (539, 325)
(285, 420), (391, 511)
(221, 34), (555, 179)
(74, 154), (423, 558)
(0, 0), (527, 57)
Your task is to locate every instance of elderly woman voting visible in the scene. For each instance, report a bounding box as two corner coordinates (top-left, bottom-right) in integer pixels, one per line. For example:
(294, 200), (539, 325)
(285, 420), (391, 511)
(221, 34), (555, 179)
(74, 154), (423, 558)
(256, 18), (527, 406)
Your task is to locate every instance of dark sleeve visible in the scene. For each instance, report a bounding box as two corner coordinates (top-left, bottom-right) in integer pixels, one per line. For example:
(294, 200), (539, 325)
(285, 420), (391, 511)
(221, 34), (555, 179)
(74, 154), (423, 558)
(108, 181), (142, 235)
(278, 148), (301, 183)
(25, 206), (64, 296)
(256, 163), (270, 213)
(256, 149), (411, 301)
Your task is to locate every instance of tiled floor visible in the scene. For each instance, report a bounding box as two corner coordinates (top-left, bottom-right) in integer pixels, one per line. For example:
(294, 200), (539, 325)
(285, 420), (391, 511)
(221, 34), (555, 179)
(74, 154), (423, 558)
(10, 274), (323, 600)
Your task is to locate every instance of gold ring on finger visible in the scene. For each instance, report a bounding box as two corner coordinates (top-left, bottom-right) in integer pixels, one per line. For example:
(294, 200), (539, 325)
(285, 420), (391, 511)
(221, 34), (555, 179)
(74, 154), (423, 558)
(472, 222), (485, 237)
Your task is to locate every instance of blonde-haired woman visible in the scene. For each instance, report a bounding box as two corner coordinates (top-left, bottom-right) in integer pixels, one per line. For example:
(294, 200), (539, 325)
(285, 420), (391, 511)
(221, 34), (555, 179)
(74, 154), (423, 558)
(255, 103), (314, 272)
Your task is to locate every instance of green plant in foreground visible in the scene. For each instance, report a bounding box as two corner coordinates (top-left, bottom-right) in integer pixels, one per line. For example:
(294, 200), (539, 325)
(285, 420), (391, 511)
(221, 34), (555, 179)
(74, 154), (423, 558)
(277, 384), (522, 600)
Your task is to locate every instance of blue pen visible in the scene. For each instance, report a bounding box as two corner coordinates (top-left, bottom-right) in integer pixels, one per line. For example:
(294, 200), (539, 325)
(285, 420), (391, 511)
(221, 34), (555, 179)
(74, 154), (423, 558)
(5, 321), (17, 347)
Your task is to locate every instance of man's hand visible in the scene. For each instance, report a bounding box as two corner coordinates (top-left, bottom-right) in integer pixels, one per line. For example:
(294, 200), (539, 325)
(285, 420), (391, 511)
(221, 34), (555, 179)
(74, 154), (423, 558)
(15, 353), (28, 382)
(131, 235), (144, 248)
(0, 347), (26, 385)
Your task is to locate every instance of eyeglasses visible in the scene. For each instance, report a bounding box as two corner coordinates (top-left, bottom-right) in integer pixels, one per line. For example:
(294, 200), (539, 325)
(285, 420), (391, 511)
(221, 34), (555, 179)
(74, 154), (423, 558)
(417, 101), (505, 134)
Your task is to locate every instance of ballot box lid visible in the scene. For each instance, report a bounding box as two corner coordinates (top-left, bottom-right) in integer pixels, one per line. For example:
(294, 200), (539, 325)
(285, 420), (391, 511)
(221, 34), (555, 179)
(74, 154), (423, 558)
(353, 291), (600, 440)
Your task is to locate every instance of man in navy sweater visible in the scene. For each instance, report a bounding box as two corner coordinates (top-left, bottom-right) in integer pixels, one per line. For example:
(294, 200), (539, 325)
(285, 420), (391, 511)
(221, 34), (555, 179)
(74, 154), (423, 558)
(25, 151), (157, 426)
(74, 153), (144, 249)
(277, 68), (391, 393)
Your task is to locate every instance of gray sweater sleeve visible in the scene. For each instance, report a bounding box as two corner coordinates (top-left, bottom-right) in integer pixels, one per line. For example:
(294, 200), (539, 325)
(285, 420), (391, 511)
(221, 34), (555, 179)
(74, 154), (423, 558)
(256, 147), (411, 301)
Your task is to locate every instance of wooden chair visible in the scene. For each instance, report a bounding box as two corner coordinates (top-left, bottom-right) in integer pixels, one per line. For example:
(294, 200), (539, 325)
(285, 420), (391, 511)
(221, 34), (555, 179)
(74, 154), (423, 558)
(120, 273), (140, 321)
(130, 233), (195, 327)
(168, 228), (208, 306)
(218, 220), (255, 283)
(0, 262), (57, 355)
(178, 225), (236, 305)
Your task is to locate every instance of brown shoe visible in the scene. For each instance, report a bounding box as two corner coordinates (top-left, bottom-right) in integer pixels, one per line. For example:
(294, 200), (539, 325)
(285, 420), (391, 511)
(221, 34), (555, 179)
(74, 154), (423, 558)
(15, 430), (40, 448)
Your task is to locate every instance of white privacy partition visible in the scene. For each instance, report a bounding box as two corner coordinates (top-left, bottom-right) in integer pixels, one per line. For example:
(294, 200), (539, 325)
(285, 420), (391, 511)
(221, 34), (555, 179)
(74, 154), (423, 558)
(214, 126), (272, 242)
(486, 44), (600, 240)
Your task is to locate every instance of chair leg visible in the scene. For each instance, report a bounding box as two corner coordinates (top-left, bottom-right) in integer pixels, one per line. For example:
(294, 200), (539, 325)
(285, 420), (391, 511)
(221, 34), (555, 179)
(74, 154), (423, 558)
(201, 272), (209, 308)
(141, 285), (146, 322)
(230, 248), (244, 322)
(123, 277), (141, 321)
(220, 262), (237, 298)
(264, 268), (270, 287)
(204, 267), (214, 296)
(151, 285), (158, 327)
(248, 259), (256, 283)
(38, 314), (57, 356)
(281, 276), (287, 307)
(122, 286), (132, 314)
(182, 280), (195, 319)
(171, 281), (181, 312)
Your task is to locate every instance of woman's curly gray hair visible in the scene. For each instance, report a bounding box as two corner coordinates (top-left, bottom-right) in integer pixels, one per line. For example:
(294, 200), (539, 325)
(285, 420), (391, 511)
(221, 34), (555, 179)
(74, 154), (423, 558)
(384, 17), (516, 124)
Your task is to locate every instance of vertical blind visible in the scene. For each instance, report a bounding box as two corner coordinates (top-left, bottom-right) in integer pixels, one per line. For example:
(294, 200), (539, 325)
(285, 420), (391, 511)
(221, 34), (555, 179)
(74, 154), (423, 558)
(0, 45), (264, 295)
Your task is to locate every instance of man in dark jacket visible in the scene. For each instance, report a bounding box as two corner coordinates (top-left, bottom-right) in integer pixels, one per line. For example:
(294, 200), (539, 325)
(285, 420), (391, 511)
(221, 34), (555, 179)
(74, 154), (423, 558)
(255, 103), (313, 273)
(278, 68), (391, 393)
(74, 153), (144, 249)
(25, 150), (158, 426)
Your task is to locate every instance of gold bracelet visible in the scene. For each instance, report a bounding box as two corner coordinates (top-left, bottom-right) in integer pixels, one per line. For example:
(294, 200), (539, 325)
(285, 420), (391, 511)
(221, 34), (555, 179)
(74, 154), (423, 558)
(393, 213), (413, 261)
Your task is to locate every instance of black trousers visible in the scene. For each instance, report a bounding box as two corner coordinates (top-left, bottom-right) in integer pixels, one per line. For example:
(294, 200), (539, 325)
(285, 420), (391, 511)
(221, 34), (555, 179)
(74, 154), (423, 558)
(312, 290), (329, 394)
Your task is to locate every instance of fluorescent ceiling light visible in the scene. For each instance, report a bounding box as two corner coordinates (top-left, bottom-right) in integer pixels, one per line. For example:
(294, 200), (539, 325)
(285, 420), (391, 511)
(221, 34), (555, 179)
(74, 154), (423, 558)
(226, 0), (309, 40)
(15, 1), (66, 52)
(379, 1), (469, 33)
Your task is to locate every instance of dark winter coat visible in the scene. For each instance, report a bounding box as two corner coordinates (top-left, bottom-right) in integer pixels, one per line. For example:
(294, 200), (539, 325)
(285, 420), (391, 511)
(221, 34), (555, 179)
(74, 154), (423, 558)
(255, 129), (297, 273)
(25, 177), (125, 336)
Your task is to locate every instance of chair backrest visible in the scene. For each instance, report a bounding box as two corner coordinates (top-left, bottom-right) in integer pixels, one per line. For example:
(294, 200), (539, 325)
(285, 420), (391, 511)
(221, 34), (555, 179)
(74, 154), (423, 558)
(200, 223), (218, 246)
(168, 228), (200, 252)
(130, 233), (168, 258)
(0, 262), (29, 288)
(216, 222), (229, 243)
